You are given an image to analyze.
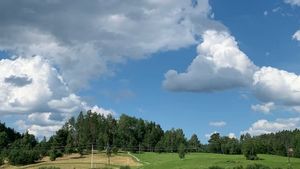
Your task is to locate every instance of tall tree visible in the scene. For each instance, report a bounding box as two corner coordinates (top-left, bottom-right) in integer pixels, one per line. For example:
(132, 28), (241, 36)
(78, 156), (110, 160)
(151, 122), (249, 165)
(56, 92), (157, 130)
(188, 134), (201, 152)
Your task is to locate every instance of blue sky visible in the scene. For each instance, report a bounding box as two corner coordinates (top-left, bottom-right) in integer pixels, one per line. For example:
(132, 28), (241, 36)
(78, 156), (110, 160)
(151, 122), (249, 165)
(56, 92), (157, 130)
(0, 0), (300, 142)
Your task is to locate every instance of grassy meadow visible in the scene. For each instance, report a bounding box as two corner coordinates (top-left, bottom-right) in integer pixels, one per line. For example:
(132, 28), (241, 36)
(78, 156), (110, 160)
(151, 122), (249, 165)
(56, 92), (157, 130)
(1, 153), (141, 169)
(2, 152), (300, 169)
(134, 152), (300, 169)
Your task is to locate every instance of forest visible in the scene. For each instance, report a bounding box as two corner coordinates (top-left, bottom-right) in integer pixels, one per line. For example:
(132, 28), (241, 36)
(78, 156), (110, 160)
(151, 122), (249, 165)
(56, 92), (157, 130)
(1, 110), (300, 165)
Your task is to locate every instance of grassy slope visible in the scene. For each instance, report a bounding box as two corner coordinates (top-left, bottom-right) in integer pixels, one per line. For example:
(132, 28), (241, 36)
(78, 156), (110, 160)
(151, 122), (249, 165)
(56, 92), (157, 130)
(134, 152), (300, 169)
(2, 153), (141, 169)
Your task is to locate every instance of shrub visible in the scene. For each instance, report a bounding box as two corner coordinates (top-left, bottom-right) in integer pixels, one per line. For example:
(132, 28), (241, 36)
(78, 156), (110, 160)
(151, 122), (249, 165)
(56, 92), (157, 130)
(208, 166), (224, 169)
(245, 164), (270, 169)
(120, 166), (131, 169)
(178, 143), (186, 159)
(8, 149), (40, 165)
(49, 149), (63, 161)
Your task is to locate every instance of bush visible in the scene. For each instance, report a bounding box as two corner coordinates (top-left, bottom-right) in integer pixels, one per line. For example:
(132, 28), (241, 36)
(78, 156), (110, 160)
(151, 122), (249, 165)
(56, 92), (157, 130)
(38, 167), (60, 169)
(8, 149), (40, 165)
(208, 166), (224, 169)
(120, 166), (131, 169)
(245, 164), (270, 169)
(49, 149), (63, 161)
(178, 143), (186, 159)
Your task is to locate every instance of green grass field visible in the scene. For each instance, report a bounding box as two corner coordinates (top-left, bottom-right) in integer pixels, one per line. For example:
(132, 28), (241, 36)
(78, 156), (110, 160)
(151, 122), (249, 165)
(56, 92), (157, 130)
(134, 152), (300, 169)
(3, 152), (300, 169)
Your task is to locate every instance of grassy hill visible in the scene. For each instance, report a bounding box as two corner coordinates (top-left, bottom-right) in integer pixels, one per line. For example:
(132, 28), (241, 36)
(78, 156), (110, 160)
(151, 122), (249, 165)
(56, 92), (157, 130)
(1, 153), (141, 169)
(2, 152), (300, 169)
(134, 152), (300, 169)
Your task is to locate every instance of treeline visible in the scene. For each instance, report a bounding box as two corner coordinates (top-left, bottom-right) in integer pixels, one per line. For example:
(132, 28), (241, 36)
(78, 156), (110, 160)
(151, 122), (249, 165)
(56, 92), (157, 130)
(48, 111), (202, 154)
(208, 130), (300, 159)
(2, 110), (300, 166)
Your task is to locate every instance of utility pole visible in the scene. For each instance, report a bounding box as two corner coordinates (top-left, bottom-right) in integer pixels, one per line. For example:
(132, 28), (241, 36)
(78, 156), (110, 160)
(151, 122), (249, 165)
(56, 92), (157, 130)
(91, 144), (94, 169)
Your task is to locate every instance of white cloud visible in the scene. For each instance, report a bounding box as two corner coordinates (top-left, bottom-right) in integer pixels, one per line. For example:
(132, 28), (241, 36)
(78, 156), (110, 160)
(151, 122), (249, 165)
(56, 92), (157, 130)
(264, 11), (268, 16)
(251, 102), (275, 114)
(293, 30), (300, 41)
(163, 30), (300, 114)
(28, 112), (63, 127)
(0, 0), (228, 138)
(253, 67), (300, 106)
(0, 56), (114, 137)
(284, 0), (300, 6)
(242, 118), (300, 136)
(228, 132), (236, 139)
(15, 119), (62, 139)
(209, 121), (227, 127)
(0, 0), (224, 90)
(90, 105), (115, 117)
(163, 30), (258, 92)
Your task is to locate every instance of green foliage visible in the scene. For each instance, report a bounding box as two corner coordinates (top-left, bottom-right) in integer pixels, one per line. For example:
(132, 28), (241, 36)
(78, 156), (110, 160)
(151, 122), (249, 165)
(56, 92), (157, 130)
(208, 133), (222, 153)
(0, 155), (4, 166)
(178, 143), (186, 159)
(188, 134), (201, 152)
(8, 149), (40, 165)
(119, 166), (131, 169)
(0, 122), (21, 150)
(233, 166), (244, 169)
(49, 149), (63, 161)
(241, 134), (259, 160)
(8, 132), (41, 165)
(155, 140), (164, 153)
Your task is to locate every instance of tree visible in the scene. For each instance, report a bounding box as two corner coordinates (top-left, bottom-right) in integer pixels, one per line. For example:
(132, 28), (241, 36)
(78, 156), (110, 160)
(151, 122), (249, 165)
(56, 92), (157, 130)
(0, 155), (4, 166)
(188, 134), (201, 152)
(178, 143), (186, 159)
(8, 133), (40, 165)
(0, 132), (8, 149)
(208, 133), (221, 153)
(155, 140), (164, 153)
(242, 134), (258, 160)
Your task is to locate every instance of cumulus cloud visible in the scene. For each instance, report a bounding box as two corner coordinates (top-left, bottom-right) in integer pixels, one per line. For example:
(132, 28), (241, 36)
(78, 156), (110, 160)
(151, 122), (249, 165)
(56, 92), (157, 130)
(293, 30), (300, 41)
(0, 0), (226, 138)
(15, 119), (62, 139)
(163, 30), (257, 92)
(284, 0), (300, 6)
(242, 118), (300, 136)
(251, 102), (275, 114)
(253, 67), (300, 106)
(163, 29), (300, 116)
(0, 56), (114, 137)
(0, 0), (224, 90)
(209, 121), (227, 127)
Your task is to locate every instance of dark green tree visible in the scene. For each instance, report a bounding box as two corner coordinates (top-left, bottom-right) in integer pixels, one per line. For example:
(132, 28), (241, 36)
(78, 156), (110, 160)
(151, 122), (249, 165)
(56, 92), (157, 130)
(178, 143), (186, 159)
(188, 134), (201, 152)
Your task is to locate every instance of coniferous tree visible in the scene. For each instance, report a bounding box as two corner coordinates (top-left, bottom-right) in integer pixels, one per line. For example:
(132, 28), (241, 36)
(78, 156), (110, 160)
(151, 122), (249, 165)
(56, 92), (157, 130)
(188, 134), (201, 152)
